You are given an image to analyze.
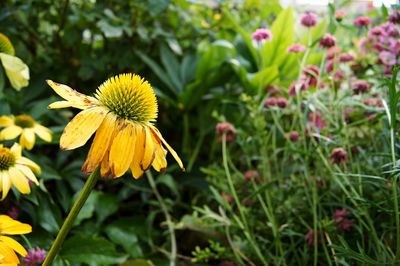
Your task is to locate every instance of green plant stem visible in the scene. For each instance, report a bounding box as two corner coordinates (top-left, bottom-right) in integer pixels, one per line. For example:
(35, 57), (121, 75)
(146, 171), (177, 266)
(43, 166), (101, 266)
(182, 112), (190, 155)
(222, 133), (268, 265)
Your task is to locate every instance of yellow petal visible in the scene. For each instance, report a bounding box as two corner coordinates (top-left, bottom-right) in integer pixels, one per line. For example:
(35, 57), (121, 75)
(0, 126), (22, 140)
(10, 143), (21, 159)
(46, 80), (99, 110)
(34, 124), (52, 142)
(150, 126), (184, 170)
(100, 150), (111, 177)
(9, 167), (30, 195)
(0, 53), (29, 91)
(140, 126), (155, 171)
(1, 172), (11, 200)
(17, 165), (38, 185)
(0, 116), (13, 127)
(0, 236), (27, 256)
(130, 125), (145, 179)
(82, 113), (117, 175)
(60, 107), (107, 150)
(20, 129), (35, 150)
(151, 136), (167, 172)
(0, 243), (19, 264)
(16, 157), (41, 174)
(109, 122), (136, 178)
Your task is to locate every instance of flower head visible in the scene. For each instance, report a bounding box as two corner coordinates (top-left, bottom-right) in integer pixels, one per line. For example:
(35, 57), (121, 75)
(339, 53), (354, 62)
(0, 215), (32, 265)
(389, 10), (400, 24)
(276, 97), (288, 108)
(319, 34), (336, 49)
(216, 122), (236, 143)
(0, 143), (40, 199)
(353, 16), (371, 27)
(333, 209), (354, 232)
(264, 97), (277, 107)
(335, 10), (346, 22)
(22, 247), (46, 266)
(244, 170), (259, 182)
(287, 44), (306, 53)
(301, 12), (318, 27)
(0, 115), (52, 150)
(303, 65), (320, 87)
(252, 28), (272, 42)
(288, 79), (309, 96)
(352, 80), (370, 94)
(47, 73), (184, 179)
(330, 148), (348, 165)
(286, 131), (300, 142)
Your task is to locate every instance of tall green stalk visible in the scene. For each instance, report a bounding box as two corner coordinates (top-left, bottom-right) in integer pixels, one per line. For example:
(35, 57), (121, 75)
(43, 167), (101, 266)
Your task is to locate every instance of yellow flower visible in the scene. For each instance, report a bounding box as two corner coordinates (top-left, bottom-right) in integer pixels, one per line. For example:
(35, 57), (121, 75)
(0, 115), (52, 151)
(47, 73), (184, 179)
(0, 143), (40, 200)
(0, 215), (32, 265)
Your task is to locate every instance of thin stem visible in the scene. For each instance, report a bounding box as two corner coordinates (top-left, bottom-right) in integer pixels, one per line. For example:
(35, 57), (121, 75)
(146, 171), (177, 266)
(43, 166), (101, 266)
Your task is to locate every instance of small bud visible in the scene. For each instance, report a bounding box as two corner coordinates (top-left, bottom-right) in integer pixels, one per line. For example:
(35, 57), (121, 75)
(319, 34), (336, 49)
(352, 80), (370, 95)
(264, 97), (277, 107)
(286, 131), (300, 142)
(301, 12), (318, 28)
(330, 148), (348, 165)
(252, 28), (273, 42)
(353, 16), (371, 27)
(276, 97), (288, 108)
(335, 10), (346, 22)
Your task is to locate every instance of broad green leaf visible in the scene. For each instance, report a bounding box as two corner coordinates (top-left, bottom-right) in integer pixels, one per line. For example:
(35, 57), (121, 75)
(105, 223), (143, 258)
(250, 66), (279, 93)
(156, 174), (179, 196)
(160, 44), (183, 92)
(60, 235), (128, 265)
(95, 192), (119, 223)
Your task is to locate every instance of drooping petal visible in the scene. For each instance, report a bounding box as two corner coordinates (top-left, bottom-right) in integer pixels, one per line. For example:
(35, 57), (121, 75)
(0, 116), (13, 127)
(82, 113), (117, 175)
(140, 126), (155, 171)
(0, 236), (27, 256)
(1, 172), (11, 200)
(151, 133), (167, 172)
(17, 165), (38, 185)
(130, 125), (145, 179)
(33, 124), (52, 142)
(109, 122), (136, 178)
(20, 128), (35, 150)
(16, 157), (41, 174)
(150, 126), (184, 170)
(0, 126), (22, 140)
(9, 167), (30, 195)
(0, 53), (29, 91)
(60, 107), (107, 150)
(46, 80), (99, 110)
(100, 150), (111, 177)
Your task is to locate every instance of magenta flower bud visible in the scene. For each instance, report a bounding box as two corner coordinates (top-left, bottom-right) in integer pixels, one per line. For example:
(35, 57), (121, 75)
(379, 51), (397, 66)
(276, 97), (288, 108)
(309, 111), (326, 130)
(303, 65), (320, 87)
(319, 34), (336, 48)
(301, 12), (318, 28)
(216, 122), (236, 143)
(287, 44), (306, 53)
(352, 80), (370, 94)
(333, 209), (354, 232)
(326, 47), (342, 60)
(264, 97), (277, 107)
(288, 79), (309, 96)
(252, 28), (273, 42)
(22, 248), (46, 266)
(339, 53), (354, 62)
(330, 148), (348, 165)
(335, 10), (346, 22)
(325, 60), (334, 73)
(353, 16), (371, 27)
(333, 70), (345, 82)
(286, 131), (300, 142)
(389, 10), (400, 24)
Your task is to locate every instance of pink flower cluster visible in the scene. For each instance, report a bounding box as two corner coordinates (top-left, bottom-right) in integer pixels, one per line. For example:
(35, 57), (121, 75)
(333, 209), (354, 232)
(288, 65), (322, 96)
(252, 28), (273, 42)
(22, 248), (46, 266)
(215, 122), (236, 143)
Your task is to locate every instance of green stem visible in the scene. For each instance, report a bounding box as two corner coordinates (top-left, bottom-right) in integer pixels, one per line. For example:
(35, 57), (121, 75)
(43, 166), (100, 266)
(146, 171), (177, 266)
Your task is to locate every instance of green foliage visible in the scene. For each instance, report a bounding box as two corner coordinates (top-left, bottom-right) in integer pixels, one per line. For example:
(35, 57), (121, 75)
(191, 240), (228, 263)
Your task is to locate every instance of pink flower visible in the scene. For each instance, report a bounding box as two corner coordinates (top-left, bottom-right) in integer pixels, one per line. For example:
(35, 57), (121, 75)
(333, 209), (354, 232)
(288, 79), (309, 96)
(301, 12), (318, 27)
(389, 10), (400, 24)
(379, 51), (397, 66)
(22, 248), (46, 266)
(222, 193), (233, 204)
(252, 28), (273, 42)
(330, 148), (348, 165)
(333, 70), (345, 83)
(353, 16), (372, 27)
(287, 44), (306, 53)
(339, 53), (354, 62)
(325, 60), (334, 73)
(264, 97), (277, 107)
(327, 47), (342, 60)
(364, 98), (383, 107)
(305, 229), (320, 246)
(286, 131), (300, 142)
(320, 34), (336, 49)
(335, 10), (346, 22)
(244, 170), (260, 182)
(303, 65), (320, 87)
(216, 122), (236, 143)
(309, 111), (327, 131)
(352, 80), (370, 94)
(276, 97), (288, 108)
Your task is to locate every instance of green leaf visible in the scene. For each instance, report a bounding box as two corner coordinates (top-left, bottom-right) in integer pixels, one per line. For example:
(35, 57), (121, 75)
(60, 235), (128, 265)
(156, 174), (179, 196)
(250, 66), (279, 93)
(160, 44), (183, 92)
(147, 0), (170, 16)
(95, 192), (119, 223)
(105, 223), (143, 258)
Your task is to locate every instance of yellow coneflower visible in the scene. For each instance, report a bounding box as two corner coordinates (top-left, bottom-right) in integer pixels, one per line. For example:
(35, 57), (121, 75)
(0, 115), (52, 150)
(0, 215), (32, 265)
(0, 143), (40, 200)
(47, 73), (184, 178)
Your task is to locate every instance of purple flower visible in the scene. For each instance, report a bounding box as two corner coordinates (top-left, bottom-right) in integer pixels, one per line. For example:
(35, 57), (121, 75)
(22, 248), (46, 266)
(264, 97), (277, 107)
(330, 148), (348, 165)
(215, 122), (236, 143)
(287, 44), (306, 53)
(352, 80), (370, 94)
(288, 79), (309, 96)
(379, 51), (396, 66)
(339, 53), (354, 62)
(252, 28), (272, 42)
(319, 34), (336, 49)
(286, 131), (300, 142)
(389, 10), (400, 24)
(353, 16), (371, 27)
(244, 170), (260, 182)
(301, 12), (318, 28)
(333, 209), (354, 232)
(276, 97), (288, 108)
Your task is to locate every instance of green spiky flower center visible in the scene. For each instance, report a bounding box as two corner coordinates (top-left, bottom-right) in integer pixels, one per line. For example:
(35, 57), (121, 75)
(15, 115), (35, 128)
(0, 147), (15, 171)
(0, 33), (15, 56)
(95, 73), (158, 123)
